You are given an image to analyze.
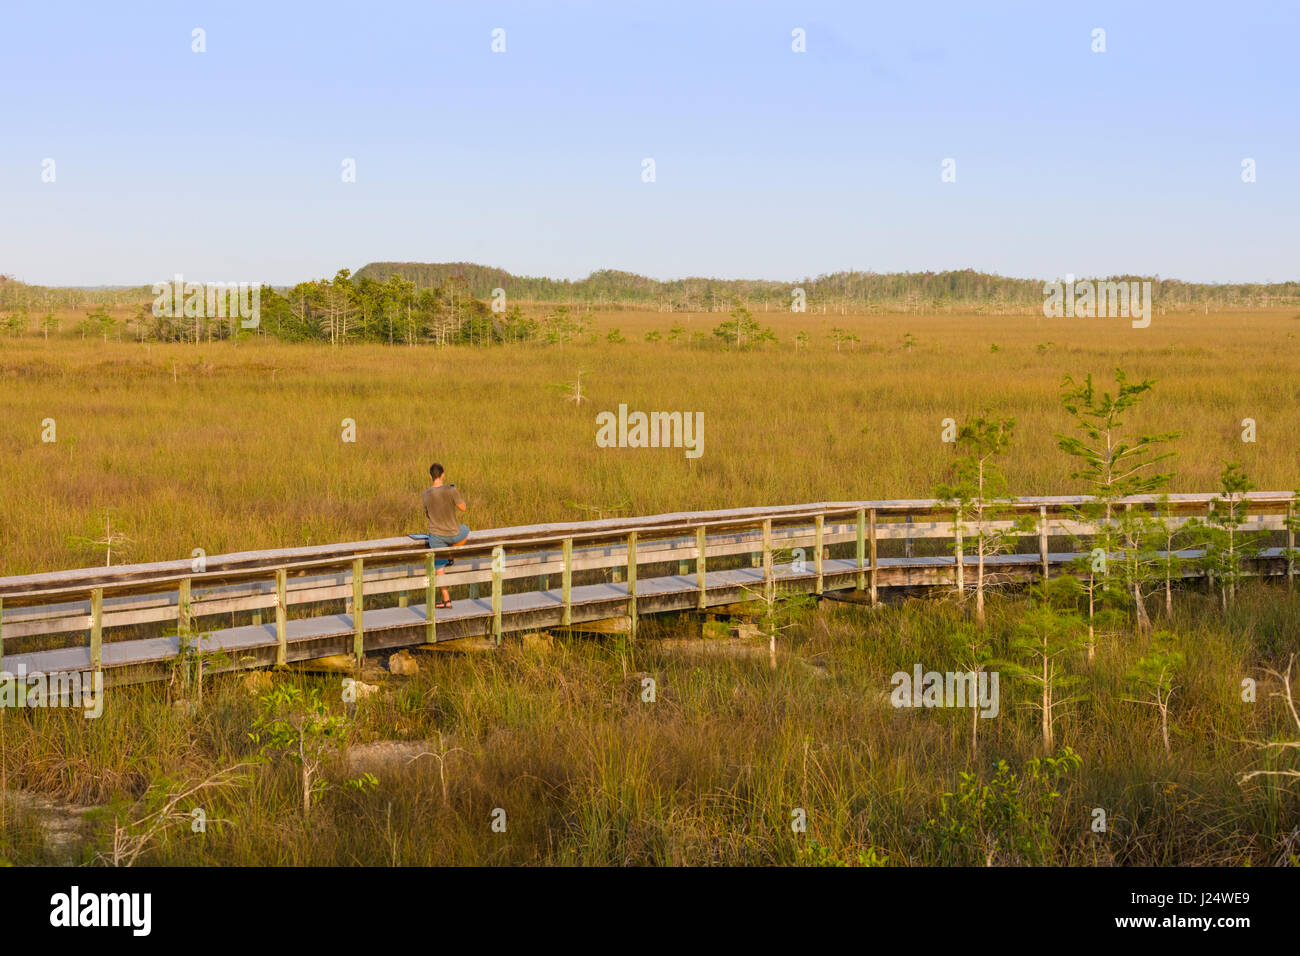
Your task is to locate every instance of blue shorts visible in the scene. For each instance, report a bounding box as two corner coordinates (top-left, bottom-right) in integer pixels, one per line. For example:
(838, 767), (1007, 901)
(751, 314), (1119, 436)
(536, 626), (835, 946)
(427, 524), (469, 569)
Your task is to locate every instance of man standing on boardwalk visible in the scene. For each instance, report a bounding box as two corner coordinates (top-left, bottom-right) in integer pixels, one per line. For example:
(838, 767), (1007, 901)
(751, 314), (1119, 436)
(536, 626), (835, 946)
(422, 463), (469, 608)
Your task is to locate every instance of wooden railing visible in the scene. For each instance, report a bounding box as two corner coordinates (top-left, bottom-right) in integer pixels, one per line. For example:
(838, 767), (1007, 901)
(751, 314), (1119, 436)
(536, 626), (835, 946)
(0, 492), (1295, 679)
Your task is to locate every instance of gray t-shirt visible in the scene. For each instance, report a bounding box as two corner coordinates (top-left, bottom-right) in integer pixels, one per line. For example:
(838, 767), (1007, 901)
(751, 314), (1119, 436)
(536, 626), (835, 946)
(421, 485), (466, 537)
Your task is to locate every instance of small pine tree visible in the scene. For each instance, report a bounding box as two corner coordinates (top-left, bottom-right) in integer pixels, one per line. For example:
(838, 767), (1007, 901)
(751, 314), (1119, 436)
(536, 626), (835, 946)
(999, 589), (1089, 751)
(941, 621), (998, 757)
(1196, 462), (1262, 610)
(712, 307), (774, 350)
(828, 327), (859, 351)
(935, 416), (1026, 627)
(1055, 368), (1179, 633)
(1123, 630), (1184, 757)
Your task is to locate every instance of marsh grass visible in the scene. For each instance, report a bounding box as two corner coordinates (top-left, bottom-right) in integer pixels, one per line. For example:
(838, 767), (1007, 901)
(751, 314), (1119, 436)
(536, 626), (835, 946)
(2, 310), (1298, 574)
(0, 582), (1295, 866)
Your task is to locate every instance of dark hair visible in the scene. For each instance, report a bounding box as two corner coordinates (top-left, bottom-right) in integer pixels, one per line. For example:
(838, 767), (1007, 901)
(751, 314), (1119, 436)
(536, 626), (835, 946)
(429, 463), (445, 480)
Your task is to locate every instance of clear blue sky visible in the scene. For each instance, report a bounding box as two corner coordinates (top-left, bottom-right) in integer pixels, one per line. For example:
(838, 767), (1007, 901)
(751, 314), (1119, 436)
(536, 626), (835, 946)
(1, 0), (1295, 287)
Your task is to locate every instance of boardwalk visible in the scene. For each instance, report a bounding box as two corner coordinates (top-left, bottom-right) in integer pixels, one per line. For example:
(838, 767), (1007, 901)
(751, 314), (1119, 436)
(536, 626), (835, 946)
(1, 493), (1295, 686)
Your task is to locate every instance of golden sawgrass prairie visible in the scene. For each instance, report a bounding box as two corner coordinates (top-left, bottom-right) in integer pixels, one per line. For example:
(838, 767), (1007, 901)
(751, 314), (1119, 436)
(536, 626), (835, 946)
(1, 308), (1298, 574)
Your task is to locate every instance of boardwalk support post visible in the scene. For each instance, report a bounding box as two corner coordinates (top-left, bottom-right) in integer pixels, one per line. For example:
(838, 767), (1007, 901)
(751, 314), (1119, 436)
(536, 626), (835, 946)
(696, 525), (707, 611)
(425, 553), (436, 644)
(90, 587), (103, 674)
(178, 578), (192, 639)
(275, 568), (287, 667)
(856, 509), (866, 591)
(491, 546), (504, 645)
(627, 532), (638, 638)
(1039, 505), (1050, 585)
(762, 519), (774, 605)
(1288, 499), (1296, 588)
(562, 537), (573, 626)
(814, 514), (824, 595)
(352, 558), (364, 667)
(178, 577), (193, 683)
(954, 508), (964, 596)
(868, 508), (879, 605)
(0, 596), (4, 673)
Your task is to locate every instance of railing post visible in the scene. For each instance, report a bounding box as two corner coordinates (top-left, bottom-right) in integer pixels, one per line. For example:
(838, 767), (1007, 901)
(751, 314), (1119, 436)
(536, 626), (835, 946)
(868, 508), (879, 605)
(762, 518), (774, 605)
(352, 558), (364, 667)
(954, 508), (964, 596)
(814, 514), (824, 595)
(856, 509), (866, 591)
(0, 595), (4, 674)
(90, 587), (103, 674)
(1206, 499), (1215, 593)
(696, 525), (707, 611)
(1039, 505), (1049, 585)
(626, 532), (638, 638)
(491, 545), (504, 644)
(1284, 496), (1294, 587)
(178, 577), (192, 651)
(275, 568), (287, 666)
(562, 537), (573, 626)
(177, 577), (194, 684)
(425, 553), (437, 644)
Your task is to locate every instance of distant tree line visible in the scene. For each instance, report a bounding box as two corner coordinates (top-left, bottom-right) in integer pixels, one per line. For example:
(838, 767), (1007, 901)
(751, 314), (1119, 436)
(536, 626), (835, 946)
(4, 264), (1300, 345)
(356, 263), (1300, 314)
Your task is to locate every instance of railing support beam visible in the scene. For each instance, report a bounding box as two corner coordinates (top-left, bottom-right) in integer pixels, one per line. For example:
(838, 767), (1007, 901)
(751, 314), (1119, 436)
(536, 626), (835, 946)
(814, 514), (824, 595)
(627, 532), (638, 638)
(90, 587), (103, 674)
(954, 508), (964, 596)
(856, 509), (866, 591)
(562, 537), (573, 626)
(1288, 499), (1296, 588)
(275, 568), (287, 667)
(762, 519), (774, 605)
(868, 508), (879, 605)
(491, 546), (504, 644)
(425, 553), (437, 644)
(696, 525), (707, 610)
(1039, 505), (1050, 586)
(352, 558), (364, 667)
